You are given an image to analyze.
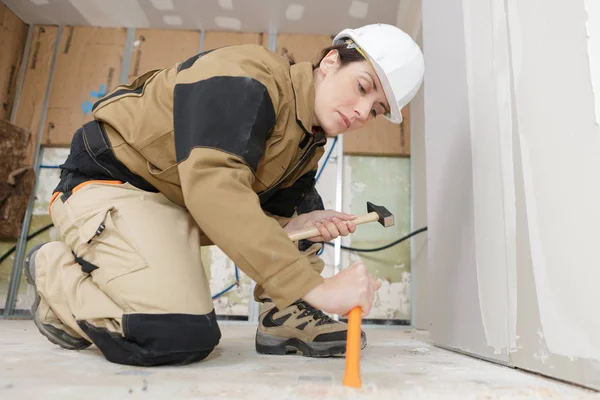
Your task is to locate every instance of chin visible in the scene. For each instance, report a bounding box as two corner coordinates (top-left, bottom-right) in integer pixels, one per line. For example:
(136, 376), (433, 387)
(321, 121), (343, 137)
(322, 128), (341, 138)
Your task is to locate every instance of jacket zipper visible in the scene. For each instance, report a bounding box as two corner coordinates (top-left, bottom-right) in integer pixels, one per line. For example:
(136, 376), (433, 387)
(258, 129), (326, 204)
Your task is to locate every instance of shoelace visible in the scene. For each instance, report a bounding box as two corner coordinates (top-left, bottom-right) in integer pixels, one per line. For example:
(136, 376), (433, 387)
(296, 300), (334, 324)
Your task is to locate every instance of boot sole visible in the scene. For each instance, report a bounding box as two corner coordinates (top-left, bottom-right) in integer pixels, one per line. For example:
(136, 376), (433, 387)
(255, 332), (366, 358)
(24, 244), (92, 351)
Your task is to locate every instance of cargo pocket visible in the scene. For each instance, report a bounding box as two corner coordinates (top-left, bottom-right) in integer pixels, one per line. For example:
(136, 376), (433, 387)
(76, 206), (148, 286)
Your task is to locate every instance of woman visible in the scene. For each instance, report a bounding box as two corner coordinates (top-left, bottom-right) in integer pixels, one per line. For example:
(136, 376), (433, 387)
(24, 23), (424, 366)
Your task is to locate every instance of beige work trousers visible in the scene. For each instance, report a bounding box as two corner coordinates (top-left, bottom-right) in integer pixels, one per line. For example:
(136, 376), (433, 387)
(34, 181), (324, 366)
(36, 181), (219, 366)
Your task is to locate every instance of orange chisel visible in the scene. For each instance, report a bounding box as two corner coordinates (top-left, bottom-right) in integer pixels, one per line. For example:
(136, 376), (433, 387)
(343, 306), (362, 388)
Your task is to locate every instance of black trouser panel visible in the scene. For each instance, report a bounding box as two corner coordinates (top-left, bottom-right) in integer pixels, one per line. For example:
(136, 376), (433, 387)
(78, 310), (221, 367)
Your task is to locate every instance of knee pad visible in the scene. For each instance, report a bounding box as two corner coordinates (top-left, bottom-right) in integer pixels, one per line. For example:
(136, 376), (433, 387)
(79, 310), (221, 366)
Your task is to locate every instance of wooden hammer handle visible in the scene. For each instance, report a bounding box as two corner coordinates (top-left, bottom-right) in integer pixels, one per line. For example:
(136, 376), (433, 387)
(287, 212), (379, 242)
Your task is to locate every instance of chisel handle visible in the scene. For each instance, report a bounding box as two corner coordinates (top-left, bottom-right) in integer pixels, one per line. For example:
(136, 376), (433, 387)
(343, 307), (362, 389)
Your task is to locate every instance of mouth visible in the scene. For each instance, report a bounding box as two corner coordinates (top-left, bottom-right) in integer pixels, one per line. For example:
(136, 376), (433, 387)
(338, 112), (350, 130)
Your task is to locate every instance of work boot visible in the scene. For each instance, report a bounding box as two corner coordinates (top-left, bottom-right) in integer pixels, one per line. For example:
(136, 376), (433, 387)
(24, 243), (92, 350)
(255, 299), (366, 357)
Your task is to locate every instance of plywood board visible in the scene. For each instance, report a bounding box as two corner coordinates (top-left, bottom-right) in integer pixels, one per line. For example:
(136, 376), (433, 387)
(14, 25), (58, 140)
(202, 31), (262, 51)
(343, 105), (411, 157)
(43, 26), (126, 147)
(0, 2), (28, 121)
(274, 33), (332, 65)
(128, 29), (200, 81)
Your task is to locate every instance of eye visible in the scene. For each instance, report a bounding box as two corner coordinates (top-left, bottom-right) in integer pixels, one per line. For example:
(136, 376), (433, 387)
(358, 82), (367, 94)
(370, 108), (377, 118)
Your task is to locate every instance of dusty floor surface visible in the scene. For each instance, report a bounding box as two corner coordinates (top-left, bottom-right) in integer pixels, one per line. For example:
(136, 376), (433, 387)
(0, 320), (598, 399)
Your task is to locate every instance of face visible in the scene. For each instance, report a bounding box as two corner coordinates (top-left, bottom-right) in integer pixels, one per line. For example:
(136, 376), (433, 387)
(313, 50), (390, 137)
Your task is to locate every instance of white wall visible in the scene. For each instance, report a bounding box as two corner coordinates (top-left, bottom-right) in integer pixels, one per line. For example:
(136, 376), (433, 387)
(423, 0), (600, 389)
(410, 26), (429, 330)
(423, 0), (508, 363)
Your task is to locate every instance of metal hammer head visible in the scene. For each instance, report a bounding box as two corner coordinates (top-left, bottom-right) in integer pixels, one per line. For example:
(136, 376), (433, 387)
(367, 202), (395, 227)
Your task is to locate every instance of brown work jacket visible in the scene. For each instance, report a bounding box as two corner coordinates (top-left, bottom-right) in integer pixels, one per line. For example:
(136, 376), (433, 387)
(91, 44), (327, 309)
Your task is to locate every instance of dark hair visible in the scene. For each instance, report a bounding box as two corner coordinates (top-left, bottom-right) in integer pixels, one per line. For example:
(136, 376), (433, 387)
(283, 43), (365, 69)
(313, 44), (366, 70)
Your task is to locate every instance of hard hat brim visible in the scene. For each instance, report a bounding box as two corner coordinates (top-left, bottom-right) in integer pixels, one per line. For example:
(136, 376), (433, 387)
(333, 29), (403, 124)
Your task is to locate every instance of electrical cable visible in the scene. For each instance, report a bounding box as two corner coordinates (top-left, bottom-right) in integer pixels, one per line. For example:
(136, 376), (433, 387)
(315, 136), (338, 183)
(0, 223), (54, 265)
(211, 262), (240, 300)
(323, 226), (428, 253)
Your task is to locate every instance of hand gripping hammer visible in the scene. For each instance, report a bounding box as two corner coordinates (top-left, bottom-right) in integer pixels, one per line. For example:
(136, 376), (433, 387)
(286, 201), (394, 242)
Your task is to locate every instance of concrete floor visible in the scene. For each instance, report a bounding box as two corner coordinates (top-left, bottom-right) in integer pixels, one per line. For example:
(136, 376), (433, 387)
(0, 321), (598, 400)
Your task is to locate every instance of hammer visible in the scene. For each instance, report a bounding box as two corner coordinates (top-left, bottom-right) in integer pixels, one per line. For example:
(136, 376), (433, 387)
(286, 201), (395, 242)
(286, 201), (393, 389)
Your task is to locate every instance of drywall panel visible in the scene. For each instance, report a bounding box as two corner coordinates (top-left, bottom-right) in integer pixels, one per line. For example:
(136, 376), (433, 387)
(461, 0), (516, 356)
(410, 27), (429, 330)
(510, 104), (600, 390)
(507, 0), (600, 389)
(422, 0), (507, 362)
(0, 2), (28, 121)
(585, 0), (600, 125)
(128, 29), (200, 80)
(13, 25), (57, 139)
(43, 26), (125, 147)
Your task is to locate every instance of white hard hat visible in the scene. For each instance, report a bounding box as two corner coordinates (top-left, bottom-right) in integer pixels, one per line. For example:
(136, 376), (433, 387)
(333, 23), (424, 124)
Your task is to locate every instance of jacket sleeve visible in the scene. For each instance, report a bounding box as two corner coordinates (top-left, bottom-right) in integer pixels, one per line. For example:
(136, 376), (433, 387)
(173, 49), (324, 309)
(263, 211), (293, 229)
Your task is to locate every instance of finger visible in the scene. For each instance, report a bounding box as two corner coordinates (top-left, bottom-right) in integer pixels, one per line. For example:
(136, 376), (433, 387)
(332, 217), (349, 236)
(317, 222), (333, 242)
(322, 220), (340, 239)
(328, 211), (356, 221)
(347, 221), (356, 233)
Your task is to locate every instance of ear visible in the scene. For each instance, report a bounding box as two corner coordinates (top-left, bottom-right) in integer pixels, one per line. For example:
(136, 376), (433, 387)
(318, 49), (341, 75)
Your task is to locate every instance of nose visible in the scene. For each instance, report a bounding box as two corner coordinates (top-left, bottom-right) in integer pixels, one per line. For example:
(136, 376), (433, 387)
(354, 99), (372, 123)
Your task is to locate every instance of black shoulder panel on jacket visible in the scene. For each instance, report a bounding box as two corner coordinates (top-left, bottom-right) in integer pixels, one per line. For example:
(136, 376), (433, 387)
(174, 76), (276, 171)
(261, 170), (318, 218)
(178, 49), (215, 72)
